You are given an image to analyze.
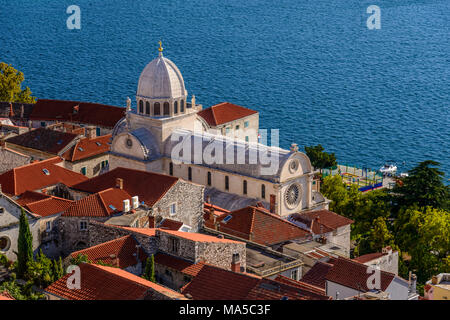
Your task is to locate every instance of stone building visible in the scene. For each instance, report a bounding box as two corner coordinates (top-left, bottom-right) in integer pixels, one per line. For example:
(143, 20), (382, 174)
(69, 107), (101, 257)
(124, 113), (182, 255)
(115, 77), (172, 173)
(0, 144), (31, 174)
(353, 246), (399, 275)
(109, 44), (329, 217)
(68, 167), (205, 232)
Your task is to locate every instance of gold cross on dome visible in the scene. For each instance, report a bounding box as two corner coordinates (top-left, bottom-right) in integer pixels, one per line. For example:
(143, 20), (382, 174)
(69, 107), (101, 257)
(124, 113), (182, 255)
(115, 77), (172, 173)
(158, 40), (163, 52)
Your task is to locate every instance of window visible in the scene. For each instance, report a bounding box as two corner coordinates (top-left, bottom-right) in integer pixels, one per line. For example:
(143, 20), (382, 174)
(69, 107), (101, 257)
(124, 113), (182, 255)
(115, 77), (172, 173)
(291, 269), (298, 281)
(261, 184), (266, 199)
(207, 171), (212, 186)
(81, 167), (87, 175)
(169, 162), (173, 176)
(154, 102), (161, 115)
(79, 221), (88, 231)
(163, 102), (170, 115)
(46, 221), (51, 232)
(180, 100), (184, 112)
(188, 167), (192, 181)
(244, 121), (249, 128)
(226, 127), (231, 134)
(0, 237), (10, 251)
(139, 100), (144, 113)
(169, 203), (177, 216)
(180, 225), (191, 232)
(245, 136), (249, 142)
(168, 237), (179, 254)
(41, 122), (46, 127)
(96, 127), (101, 136)
(235, 125), (240, 130)
(225, 176), (229, 190)
(146, 102), (150, 115)
(0, 207), (4, 214)
(174, 101), (178, 114)
(243, 180), (247, 195)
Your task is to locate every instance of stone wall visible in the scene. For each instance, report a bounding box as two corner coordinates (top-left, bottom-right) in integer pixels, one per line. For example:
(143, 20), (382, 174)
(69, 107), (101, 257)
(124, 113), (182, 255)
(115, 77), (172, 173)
(153, 180), (204, 232)
(63, 153), (109, 178)
(0, 147), (31, 174)
(195, 241), (246, 271)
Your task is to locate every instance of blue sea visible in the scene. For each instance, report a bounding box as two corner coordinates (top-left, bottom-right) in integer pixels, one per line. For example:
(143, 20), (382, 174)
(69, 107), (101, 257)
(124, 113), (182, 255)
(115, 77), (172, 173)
(1, 0), (449, 177)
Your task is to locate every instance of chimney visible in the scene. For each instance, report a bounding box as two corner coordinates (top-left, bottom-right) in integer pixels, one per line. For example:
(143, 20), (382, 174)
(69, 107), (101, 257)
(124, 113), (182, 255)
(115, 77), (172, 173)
(9, 103), (14, 118)
(109, 254), (120, 267)
(431, 275), (438, 285)
(123, 199), (130, 213)
(86, 126), (96, 139)
(382, 246), (392, 255)
(231, 253), (241, 273)
(28, 120), (32, 131)
(116, 178), (123, 190)
(269, 194), (276, 213)
(206, 196), (211, 203)
(131, 196), (139, 209)
(191, 95), (196, 108)
(148, 216), (155, 228)
(410, 274), (417, 293)
(20, 105), (24, 119)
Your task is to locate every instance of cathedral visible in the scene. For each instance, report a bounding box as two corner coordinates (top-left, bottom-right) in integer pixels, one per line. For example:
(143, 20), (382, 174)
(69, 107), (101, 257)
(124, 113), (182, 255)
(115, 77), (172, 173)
(110, 43), (329, 217)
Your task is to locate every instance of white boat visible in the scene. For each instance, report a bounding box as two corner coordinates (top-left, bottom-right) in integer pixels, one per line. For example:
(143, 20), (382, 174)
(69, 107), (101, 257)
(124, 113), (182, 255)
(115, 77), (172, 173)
(379, 161), (397, 175)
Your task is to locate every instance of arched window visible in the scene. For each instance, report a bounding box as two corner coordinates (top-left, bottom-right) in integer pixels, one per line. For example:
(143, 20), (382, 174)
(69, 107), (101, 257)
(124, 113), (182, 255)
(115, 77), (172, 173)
(261, 184), (266, 199)
(225, 176), (229, 190)
(169, 162), (173, 176)
(174, 101), (178, 114)
(139, 100), (144, 114)
(154, 102), (161, 115)
(146, 102), (150, 115)
(180, 100), (185, 112)
(243, 180), (247, 195)
(163, 102), (170, 115)
(188, 167), (192, 181)
(207, 171), (212, 186)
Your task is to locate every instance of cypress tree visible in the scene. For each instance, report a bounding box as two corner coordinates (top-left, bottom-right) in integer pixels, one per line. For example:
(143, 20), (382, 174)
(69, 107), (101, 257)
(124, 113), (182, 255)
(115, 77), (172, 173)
(143, 255), (156, 282)
(16, 209), (33, 278)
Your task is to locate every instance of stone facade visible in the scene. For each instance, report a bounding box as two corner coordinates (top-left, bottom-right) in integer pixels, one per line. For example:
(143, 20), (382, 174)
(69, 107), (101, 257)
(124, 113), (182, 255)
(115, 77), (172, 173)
(0, 147), (31, 174)
(62, 153), (109, 178)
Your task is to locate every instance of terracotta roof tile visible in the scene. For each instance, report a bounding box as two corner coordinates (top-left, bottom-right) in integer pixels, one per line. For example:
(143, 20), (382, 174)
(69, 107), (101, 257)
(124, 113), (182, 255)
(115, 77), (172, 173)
(209, 206), (310, 245)
(0, 291), (15, 300)
(44, 263), (185, 300)
(62, 134), (111, 162)
(353, 252), (388, 264)
(0, 157), (88, 196)
(289, 210), (354, 234)
(159, 218), (183, 231)
(157, 229), (243, 244)
(63, 188), (131, 217)
(154, 253), (205, 277)
(6, 128), (79, 155)
(325, 257), (396, 292)
(301, 260), (335, 289)
(197, 102), (258, 127)
(24, 196), (74, 217)
(71, 167), (178, 206)
(70, 235), (147, 268)
(181, 264), (329, 300)
(30, 99), (125, 128)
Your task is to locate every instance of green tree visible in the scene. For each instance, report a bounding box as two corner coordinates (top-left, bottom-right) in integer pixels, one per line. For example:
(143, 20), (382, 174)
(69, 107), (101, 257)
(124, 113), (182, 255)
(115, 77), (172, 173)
(368, 217), (394, 252)
(16, 209), (33, 278)
(304, 144), (337, 174)
(25, 249), (54, 288)
(392, 160), (449, 212)
(69, 254), (91, 265)
(396, 207), (450, 282)
(143, 255), (155, 282)
(0, 62), (36, 103)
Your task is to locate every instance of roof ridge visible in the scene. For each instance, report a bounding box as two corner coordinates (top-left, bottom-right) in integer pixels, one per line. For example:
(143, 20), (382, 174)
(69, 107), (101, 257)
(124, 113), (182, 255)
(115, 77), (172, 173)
(96, 192), (111, 216)
(71, 235), (131, 256)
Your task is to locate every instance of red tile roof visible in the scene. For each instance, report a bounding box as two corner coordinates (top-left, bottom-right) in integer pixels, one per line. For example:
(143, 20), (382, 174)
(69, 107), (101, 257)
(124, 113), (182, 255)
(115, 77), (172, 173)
(63, 187), (131, 217)
(206, 206), (310, 245)
(71, 167), (179, 206)
(274, 275), (327, 296)
(154, 253), (205, 277)
(70, 235), (147, 269)
(23, 195), (74, 217)
(119, 227), (157, 237)
(62, 134), (111, 162)
(0, 291), (15, 300)
(0, 157), (88, 196)
(300, 259), (336, 289)
(6, 127), (79, 155)
(353, 252), (388, 264)
(181, 264), (329, 300)
(289, 210), (354, 234)
(45, 263), (185, 300)
(158, 229), (243, 244)
(30, 99), (125, 128)
(15, 190), (50, 206)
(159, 218), (183, 231)
(197, 102), (258, 127)
(325, 257), (396, 292)
(203, 202), (230, 217)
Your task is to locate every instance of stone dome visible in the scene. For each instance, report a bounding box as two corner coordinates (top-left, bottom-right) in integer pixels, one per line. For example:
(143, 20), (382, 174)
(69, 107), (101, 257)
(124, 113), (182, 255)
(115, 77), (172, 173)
(136, 52), (187, 100)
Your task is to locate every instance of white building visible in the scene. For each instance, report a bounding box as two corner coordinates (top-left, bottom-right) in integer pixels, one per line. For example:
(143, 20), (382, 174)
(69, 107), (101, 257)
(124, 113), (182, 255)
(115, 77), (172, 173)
(109, 43), (329, 216)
